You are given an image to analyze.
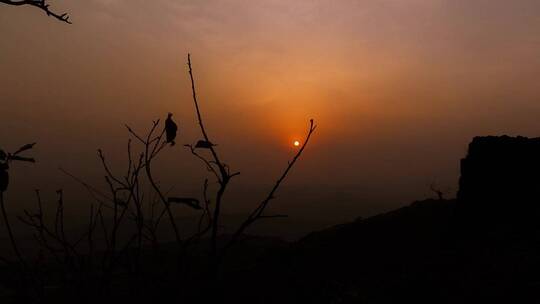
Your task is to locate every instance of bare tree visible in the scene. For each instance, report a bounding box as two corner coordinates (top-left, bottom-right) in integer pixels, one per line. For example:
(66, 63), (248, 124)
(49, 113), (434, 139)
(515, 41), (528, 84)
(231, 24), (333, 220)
(429, 182), (452, 201)
(3, 54), (317, 301)
(185, 54), (241, 259)
(226, 119), (315, 251)
(184, 54), (316, 268)
(0, 0), (71, 23)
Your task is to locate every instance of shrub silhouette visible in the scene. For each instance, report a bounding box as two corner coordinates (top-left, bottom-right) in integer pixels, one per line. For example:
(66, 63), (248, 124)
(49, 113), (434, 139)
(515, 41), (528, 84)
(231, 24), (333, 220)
(0, 143), (36, 266)
(0, 55), (316, 302)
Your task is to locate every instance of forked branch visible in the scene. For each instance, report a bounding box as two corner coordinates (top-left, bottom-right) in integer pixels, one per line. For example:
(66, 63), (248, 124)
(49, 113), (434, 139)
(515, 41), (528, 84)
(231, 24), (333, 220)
(227, 119), (316, 250)
(0, 0), (71, 24)
(187, 54), (241, 256)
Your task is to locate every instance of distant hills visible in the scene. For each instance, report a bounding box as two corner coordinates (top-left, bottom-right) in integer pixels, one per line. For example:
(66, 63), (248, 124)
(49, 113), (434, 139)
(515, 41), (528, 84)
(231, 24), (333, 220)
(225, 198), (540, 303)
(4, 136), (540, 303)
(222, 136), (540, 303)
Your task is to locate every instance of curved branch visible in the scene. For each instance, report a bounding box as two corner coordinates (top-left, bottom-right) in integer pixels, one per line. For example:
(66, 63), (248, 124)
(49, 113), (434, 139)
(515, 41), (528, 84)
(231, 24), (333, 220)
(0, 0), (71, 24)
(187, 54), (238, 257)
(0, 191), (26, 267)
(187, 54), (228, 179)
(226, 119), (316, 250)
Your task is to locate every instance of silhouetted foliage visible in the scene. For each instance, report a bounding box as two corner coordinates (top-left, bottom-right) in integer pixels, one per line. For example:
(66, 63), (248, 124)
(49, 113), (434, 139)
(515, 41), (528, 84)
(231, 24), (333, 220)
(184, 53), (316, 269)
(0, 55), (316, 302)
(0, 143), (36, 276)
(3, 110), (540, 303)
(429, 183), (448, 200)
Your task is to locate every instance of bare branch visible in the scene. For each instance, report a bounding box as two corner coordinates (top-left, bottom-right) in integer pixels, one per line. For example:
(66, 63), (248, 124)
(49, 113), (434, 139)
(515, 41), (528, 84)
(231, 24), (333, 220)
(98, 149), (128, 188)
(187, 54), (241, 257)
(134, 119), (183, 245)
(125, 124), (146, 145)
(0, 191), (26, 267)
(184, 144), (221, 182)
(0, 0), (71, 24)
(430, 183), (445, 200)
(227, 119), (316, 250)
(59, 167), (113, 204)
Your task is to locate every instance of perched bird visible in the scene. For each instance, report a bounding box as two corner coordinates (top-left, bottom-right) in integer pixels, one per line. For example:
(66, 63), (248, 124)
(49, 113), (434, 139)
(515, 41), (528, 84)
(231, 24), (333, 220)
(165, 113), (178, 146)
(195, 140), (215, 149)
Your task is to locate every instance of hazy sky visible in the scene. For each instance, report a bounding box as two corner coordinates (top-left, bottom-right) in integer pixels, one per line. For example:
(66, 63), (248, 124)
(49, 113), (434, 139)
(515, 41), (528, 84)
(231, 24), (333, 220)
(2, 0), (540, 223)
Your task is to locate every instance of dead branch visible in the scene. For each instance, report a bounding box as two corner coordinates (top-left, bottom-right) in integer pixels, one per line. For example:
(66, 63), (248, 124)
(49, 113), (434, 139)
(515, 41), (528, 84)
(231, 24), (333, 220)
(126, 120), (183, 245)
(430, 183), (445, 200)
(226, 119), (316, 251)
(0, 191), (25, 266)
(186, 54), (241, 257)
(59, 167), (113, 205)
(0, 0), (71, 23)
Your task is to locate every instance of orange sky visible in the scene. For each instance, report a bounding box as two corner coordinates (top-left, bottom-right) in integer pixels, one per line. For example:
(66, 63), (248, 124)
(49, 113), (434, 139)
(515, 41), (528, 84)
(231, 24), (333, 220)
(2, 0), (540, 222)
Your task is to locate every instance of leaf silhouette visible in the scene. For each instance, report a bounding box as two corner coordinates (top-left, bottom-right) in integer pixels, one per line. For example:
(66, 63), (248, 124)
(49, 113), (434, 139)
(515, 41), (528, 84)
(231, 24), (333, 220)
(167, 197), (202, 210)
(8, 156), (36, 163)
(13, 143), (36, 155)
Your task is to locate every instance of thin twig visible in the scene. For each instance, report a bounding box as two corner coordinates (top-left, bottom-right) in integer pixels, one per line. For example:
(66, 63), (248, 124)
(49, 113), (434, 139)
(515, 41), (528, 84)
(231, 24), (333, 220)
(0, 0), (71, 23)
(226, 119), (316, 251)
(59, 167), (113, 204)
(187, 54), (240, 258)
(0, 191), (26, 267)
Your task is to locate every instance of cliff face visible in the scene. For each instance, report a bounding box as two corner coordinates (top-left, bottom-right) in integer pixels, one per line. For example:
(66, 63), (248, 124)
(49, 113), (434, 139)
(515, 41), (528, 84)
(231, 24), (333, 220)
(457, 136), (540, 229)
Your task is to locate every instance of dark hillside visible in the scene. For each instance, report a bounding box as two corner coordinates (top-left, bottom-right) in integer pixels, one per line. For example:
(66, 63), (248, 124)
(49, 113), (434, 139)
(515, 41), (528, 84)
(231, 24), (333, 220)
(233, 198), (540, 303)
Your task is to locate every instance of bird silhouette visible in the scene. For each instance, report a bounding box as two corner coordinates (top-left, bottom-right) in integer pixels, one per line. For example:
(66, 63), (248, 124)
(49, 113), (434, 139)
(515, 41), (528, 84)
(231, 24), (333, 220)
(195, 140), (215, 149)
(165, 113), (178, 146)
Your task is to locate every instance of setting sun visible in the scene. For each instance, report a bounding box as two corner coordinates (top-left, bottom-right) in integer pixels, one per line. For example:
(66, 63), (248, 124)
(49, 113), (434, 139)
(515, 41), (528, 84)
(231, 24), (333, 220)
(3, 0), (540, 301)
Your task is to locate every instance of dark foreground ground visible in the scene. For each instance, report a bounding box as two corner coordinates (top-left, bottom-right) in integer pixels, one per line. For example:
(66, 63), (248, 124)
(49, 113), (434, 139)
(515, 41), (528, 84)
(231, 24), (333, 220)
(227, 198), (540, 303)
(2, 198), (540, 303)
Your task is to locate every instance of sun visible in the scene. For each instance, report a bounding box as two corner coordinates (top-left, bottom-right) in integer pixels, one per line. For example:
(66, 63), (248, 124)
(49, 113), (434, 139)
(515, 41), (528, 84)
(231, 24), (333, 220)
(293, 140), (301, 147)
